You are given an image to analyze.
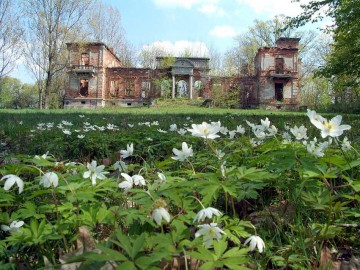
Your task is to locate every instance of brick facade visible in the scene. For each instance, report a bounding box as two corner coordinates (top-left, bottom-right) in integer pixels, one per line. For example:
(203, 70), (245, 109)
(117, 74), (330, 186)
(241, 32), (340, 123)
(64, 38), (301, 109)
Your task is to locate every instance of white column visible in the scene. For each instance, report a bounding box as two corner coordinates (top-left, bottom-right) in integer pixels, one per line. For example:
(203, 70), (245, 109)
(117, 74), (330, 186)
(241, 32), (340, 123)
(189, 75), (193, 99)
(172, 75), (175, 99)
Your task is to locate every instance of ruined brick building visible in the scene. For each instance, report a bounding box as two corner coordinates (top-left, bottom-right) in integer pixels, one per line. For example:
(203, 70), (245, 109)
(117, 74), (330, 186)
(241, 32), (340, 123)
(64, 37), (301, 109)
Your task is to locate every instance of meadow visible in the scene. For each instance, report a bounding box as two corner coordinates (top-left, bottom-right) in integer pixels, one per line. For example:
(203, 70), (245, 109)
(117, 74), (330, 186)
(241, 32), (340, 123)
(0, 103), (359, 269)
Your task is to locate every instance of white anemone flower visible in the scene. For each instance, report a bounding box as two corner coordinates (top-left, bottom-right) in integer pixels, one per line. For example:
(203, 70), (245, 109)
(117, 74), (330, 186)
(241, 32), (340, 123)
(83, 160), (109, 186)
(307, 109), (351, 138)
(34, 151), (50, 159)
(40, 172), (59, 188)
(177, 128), (187, 135)
(260, 117), (271, 130)
(244, 235), (265, 253)
(187, 121), (221, 139)
(1, 220), (24, 233)
(195, 223), (226, 248)
(341, 137), (352, 151)
(151, 207), (171, 225)
(156, 172), (167, 185)
(290, 125), (308, 140)
(169, 124), (177, 131)
(1, 174), (24, 194)
(120, 143), (134, 159)
(172, 142), (193, 161)
(119, 173), (146, 192)
(194, 207), (222, 223)
(236, 125), (245, 134)
(306, 140), (325, 157)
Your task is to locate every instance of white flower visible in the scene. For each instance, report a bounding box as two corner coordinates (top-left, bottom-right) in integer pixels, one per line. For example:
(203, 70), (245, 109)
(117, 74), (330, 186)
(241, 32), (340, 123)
(307, 109), (351, 138)
(195, 223), (226, 248)
(128, 124), (134, 128)
(156, 172), (167, 185)
(254, 129), (266, 140)
(1, 174), (24, 194)
(169, 124), (177, 131)
(63, 129), (71, 135)
(236, 125), (245, 134)
(107, 123), (118, 130)
(79, 115), (85, 118)
(187, 121), (221, 139)
(267, 125), (278, 136)
(244, 235), (265, 253)
(290, 125), (308, 140)
(194, 207), (222, 223)
(1, 220), (24, 232)
(151, 121), (159, 126)
(40, 172), (59, 188)
(177, 128), (187, 135)
(83, 160), (109, 186)
(113, 160), (127, 172)
(151, 207), (171, 225)
(306, 140), (325, 157)
(215, 149), (225, 160)
(34, 151), (49, 159)
(120, 143), (134, 159)
(119, 173), (146, 192)
(260, 117), (270, 130)
(77, 135), (85, 139)
(219, 126), (229, 135)
(341, 137), (352, 151)
(158, 129), (167, 133)
(228, 130), (236, 139)
(172, 142), (193, 161)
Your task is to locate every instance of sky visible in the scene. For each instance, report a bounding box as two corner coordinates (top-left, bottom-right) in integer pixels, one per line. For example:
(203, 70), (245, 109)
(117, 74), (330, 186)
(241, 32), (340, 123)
(106, 0), (316, 55)
(12, 0), (326, 83)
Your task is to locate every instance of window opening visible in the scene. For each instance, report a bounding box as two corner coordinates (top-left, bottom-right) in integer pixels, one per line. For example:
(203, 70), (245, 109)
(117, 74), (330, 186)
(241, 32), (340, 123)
(275, 83), (283, 101)
(79, 79), (89, 97)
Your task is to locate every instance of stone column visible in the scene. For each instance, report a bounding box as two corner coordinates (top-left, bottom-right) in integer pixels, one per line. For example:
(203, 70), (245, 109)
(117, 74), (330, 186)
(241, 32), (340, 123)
(189, 75), (193, 99)
(172, 74), (176, 99)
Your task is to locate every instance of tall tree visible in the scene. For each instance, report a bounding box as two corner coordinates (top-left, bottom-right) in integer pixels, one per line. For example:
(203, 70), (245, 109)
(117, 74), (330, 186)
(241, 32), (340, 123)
(85, 1), (134, 67)
(226, 15), (318, 76)
(0, 0), (23, 79)
(289, 0), (360, 107)
(22, 0), (93, 109)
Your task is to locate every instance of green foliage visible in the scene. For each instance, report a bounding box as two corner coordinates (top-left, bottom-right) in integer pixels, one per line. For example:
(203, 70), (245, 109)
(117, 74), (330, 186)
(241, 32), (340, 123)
(0, 109), (359, 269)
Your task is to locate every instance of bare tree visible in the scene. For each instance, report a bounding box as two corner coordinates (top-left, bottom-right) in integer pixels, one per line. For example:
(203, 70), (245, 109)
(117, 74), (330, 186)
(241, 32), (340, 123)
(226, 15), (318, 76)
(22, 0), (93, 109)
(85, 1), (134, 67)
(0, 0), (23, 79)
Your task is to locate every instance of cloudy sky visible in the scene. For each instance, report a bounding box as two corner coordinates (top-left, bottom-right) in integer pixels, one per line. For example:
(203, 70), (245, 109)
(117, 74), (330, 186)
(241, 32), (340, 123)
(104, 0), (316, 56)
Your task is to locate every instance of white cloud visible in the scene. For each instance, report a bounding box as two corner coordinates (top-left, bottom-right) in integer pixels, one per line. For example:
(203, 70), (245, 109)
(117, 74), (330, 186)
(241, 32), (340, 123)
(236, 0), (310, 17)
(142, 40), (210, 57)
(198, 0), (225, 16)
(209, 25), (238, 38)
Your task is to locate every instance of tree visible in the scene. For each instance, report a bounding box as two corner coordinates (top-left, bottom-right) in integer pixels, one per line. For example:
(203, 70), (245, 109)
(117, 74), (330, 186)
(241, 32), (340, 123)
(289, 0), (360, 111)
(0, 77), (38, 108)
(0, 0), (23, 79)
(22, 0), (93, 109)
(85, 1), (135, 67)
(226, 15), (319, 76)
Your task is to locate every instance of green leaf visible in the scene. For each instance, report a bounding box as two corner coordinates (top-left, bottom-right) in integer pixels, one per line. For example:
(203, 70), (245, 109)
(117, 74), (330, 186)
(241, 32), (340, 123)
(95, 245), (128, 262)
(199, 261), (215, 270)
(131, 233), (146, 259)
(213, 239), (227, 258)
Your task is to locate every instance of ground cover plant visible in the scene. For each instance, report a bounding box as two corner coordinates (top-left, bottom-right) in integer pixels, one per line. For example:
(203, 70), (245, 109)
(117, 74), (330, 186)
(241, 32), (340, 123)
(0, 106), (359, 269)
